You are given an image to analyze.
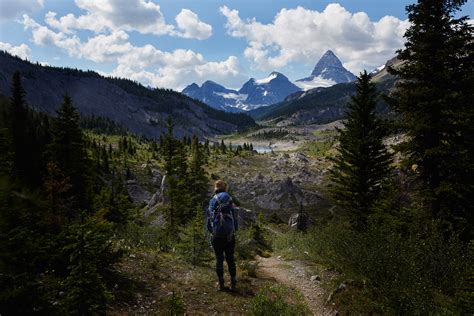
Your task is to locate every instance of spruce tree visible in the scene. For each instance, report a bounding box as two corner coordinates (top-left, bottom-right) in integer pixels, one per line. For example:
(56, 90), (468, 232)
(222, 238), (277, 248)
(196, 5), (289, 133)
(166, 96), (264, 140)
(9, 71), (44, 187)
(162, 118), (191, 231)
(0, 98), (12, 176)
(188, 135), (208, 210)
(49, 95), (90, 212)
(389, 0), (473, 238)
(330, 71), (393, 231)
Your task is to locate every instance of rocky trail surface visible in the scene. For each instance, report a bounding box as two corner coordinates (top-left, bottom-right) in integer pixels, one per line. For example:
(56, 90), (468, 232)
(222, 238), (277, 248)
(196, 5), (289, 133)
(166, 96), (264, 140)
(256, 255), (336, 315)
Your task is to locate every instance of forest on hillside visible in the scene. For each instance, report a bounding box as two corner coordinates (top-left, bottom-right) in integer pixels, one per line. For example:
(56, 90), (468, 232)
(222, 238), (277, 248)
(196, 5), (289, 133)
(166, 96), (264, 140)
(0, 0), (473, 314)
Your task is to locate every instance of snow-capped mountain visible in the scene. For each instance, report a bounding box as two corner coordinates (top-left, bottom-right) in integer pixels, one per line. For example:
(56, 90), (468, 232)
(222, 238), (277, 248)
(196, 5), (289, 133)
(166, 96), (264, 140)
(296, 50), (357, 90)
(239, 72), (301, 107)
(182, 72), (301, 112)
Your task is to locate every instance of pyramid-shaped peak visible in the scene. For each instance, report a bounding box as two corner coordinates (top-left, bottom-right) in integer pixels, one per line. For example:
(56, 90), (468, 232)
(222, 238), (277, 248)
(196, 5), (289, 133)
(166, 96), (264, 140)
(311, 50), (344, 76)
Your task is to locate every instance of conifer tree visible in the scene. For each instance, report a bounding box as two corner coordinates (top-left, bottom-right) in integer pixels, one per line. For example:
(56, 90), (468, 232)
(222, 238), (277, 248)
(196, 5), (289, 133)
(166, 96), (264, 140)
(0, 99), (12, 176)
(389, 0), (473, 238)
(49, 95), (90, 211)
(330, 71), (393, 231)
(188, 135), (208, 209)
(162, 118), (191, 230)
(220, 140), (227, 154)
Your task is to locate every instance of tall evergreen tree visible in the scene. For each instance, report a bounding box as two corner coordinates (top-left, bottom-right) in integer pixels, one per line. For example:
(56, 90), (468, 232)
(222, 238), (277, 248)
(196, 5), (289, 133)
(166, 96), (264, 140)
(188, 135), (208, 210)
(162, 118), (192, 231)
(0, 98), (13, 176)
(330, 71), (393, 231)
(49, 95), (90, 212)
(389, 0), (474, 238)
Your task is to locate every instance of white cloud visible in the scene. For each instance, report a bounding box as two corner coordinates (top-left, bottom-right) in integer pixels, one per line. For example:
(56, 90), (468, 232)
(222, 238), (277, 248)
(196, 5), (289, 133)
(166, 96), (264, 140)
(0, 42), (31, 59)
(0, 0), (43, 21)
(21, 15), (242, 90)
(112, 55), (241, 91)
(22, 15), (81, 57)
(220, 4), (409, 73)
(44, 0), (212, 40)
(175, 9), (212, 40)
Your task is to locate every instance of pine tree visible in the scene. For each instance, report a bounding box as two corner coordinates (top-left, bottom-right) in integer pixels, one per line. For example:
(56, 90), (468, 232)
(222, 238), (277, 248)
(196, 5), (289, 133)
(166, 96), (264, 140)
(330, 71), (393, 231)
(49, 95), (90, 211)
(388, 0), (474, 238)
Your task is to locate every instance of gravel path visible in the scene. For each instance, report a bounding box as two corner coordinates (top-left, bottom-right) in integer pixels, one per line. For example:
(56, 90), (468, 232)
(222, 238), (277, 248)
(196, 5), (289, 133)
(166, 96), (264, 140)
(256, 256), (336, 316)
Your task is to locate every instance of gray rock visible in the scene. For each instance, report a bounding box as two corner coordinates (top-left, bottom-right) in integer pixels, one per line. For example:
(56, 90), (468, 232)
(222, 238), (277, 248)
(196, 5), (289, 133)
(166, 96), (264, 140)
(126, 180), (152, 205)
(310, 275), (321, 282)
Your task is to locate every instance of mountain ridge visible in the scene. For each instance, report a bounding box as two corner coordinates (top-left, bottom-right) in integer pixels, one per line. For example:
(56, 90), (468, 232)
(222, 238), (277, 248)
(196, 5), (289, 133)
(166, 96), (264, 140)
(0, 51), (256, 138)
(183, 71), (300, 112)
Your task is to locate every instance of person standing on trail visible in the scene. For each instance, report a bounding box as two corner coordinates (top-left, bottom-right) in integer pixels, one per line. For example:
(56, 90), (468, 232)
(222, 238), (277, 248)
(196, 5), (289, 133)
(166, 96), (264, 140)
(207, 180), (238, 291)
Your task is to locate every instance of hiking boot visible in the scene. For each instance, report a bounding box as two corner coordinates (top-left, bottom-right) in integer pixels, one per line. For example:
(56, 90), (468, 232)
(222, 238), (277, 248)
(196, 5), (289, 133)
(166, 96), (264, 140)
(218, 278), (226, 291)
(230, 278), (237, 291)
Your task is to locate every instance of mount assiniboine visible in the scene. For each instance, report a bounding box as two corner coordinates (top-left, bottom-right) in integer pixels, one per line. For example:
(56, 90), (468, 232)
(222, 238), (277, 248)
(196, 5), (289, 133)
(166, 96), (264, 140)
(295, 50), (357, 90)
(182, 50), (356, 112)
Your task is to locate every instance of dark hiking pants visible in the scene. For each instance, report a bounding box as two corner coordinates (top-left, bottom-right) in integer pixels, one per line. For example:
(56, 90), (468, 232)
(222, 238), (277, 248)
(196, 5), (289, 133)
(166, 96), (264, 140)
(212, 236), (236, 281)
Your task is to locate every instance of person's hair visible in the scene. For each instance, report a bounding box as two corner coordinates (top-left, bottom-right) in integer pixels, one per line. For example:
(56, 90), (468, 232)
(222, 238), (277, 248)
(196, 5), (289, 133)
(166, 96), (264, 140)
(214, 180), (227, 192)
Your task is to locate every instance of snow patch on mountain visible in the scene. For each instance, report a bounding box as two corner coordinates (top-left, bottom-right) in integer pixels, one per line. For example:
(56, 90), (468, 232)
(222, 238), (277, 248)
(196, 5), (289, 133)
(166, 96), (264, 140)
(215, 92), (248, 101)
(255, 73), (278, 84)
(295, 75), (336, 91)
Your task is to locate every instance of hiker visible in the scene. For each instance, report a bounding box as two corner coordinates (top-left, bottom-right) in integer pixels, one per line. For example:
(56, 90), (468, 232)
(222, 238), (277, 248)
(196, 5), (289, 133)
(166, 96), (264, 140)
(207, 180), (238, 291)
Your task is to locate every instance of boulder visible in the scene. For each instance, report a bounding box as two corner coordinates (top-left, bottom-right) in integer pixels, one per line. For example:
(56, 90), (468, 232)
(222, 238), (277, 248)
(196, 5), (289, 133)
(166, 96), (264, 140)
(126, 180), (152, 205)
(288, 212), (314, 230)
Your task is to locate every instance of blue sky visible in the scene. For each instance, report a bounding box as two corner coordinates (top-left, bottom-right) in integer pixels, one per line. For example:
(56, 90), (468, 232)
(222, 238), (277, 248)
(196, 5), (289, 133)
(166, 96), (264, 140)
(0, 0), (472, 90)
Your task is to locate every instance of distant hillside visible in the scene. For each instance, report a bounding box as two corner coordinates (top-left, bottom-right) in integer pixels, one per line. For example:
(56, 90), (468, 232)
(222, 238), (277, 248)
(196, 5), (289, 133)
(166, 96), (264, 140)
(0, 51), (256, 138)
(249, 58), (399, 126)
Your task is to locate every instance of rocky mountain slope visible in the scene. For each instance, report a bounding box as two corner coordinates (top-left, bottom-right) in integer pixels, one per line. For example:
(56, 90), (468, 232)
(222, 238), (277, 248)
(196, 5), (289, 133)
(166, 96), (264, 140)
(183, 72), (301, 112)
(0, 51), (256, 138)
(296, 50), (357, 90)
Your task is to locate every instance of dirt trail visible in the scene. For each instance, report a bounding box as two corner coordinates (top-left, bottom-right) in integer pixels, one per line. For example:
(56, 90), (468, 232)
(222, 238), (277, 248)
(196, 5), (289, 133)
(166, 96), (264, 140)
(256, 256), (336, 316)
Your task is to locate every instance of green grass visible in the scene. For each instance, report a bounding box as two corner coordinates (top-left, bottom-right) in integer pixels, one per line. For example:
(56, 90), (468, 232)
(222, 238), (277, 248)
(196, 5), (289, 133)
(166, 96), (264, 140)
(299, 140), (335, 158)
(312, 129), (338, 138)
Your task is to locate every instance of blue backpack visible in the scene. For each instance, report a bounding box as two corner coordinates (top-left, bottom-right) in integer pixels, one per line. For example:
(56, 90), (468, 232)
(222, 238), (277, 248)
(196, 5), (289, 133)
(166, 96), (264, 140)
(211, 193), (236, 240)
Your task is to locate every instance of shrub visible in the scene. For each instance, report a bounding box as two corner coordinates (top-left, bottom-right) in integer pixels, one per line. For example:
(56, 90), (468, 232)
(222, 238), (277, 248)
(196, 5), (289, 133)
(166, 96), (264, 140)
(164, 291), (185, 315)
(273, 220), (470, 314)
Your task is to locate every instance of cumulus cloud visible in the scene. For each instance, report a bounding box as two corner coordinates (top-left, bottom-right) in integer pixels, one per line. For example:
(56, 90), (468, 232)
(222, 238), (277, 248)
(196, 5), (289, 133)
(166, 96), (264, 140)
(175, 9), (212, 40)
(44, 0), (212, 40)
(220, 4), (409, 73)
(113, 55), (240, 90)
(0, 0), (43, 21)
(0, 42), (31, 59)
(21, 15), (241, 90)
(22, 15), (81, 57)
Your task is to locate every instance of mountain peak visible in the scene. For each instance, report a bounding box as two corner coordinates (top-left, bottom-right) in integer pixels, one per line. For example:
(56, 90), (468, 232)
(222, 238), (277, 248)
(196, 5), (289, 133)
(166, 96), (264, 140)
(202, 80), (221, 87)
(311, 50), (344, 76)
(295, 50), (356, 90)
(269, 71), (285, 77)
(254, 72), (286, 85)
